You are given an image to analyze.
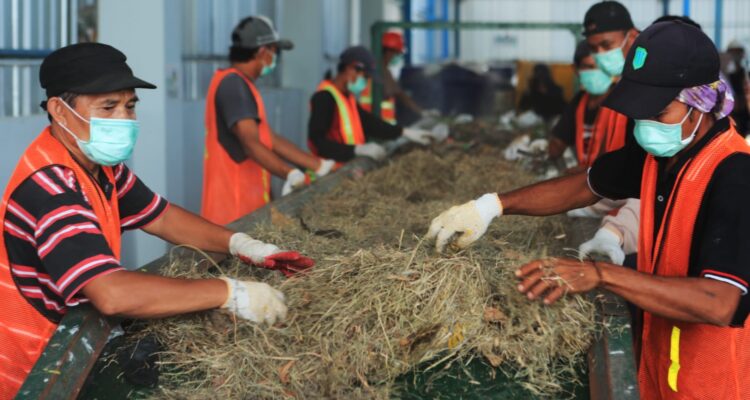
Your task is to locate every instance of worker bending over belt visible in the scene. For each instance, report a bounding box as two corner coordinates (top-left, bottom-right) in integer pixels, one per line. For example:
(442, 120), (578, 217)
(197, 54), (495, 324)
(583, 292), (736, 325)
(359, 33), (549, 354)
(202, 15), (335, 225)
(308, 46), (445, 163)
(0, 43), (313, 398)
(428, 21), (749, 399)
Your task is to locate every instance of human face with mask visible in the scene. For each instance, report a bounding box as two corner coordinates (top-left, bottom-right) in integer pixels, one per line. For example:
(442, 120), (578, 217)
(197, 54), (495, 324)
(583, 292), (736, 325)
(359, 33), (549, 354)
(587, 28), (638, 77)
(47, 90), (140, 171)
(258, 45), (278, 77)
(577, 53), (612, 96)
(345, 63), (368, 96)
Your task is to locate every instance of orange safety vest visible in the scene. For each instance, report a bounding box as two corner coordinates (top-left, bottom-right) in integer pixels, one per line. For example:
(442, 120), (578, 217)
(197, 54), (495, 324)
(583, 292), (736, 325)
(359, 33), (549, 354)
(309, 80), (366, 157)
(637, 126), (750, 399)
(575, 93), (628, 167)
(0, 128), (121, 397)
(359, 78), (397, 125)
(201, 68), (273, 226)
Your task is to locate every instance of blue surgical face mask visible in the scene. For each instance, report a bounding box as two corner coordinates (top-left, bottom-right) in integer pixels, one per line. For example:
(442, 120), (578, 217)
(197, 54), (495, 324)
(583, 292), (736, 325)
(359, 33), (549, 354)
(593, 32), (630, 77)
(389, 54), (404, 67)
(578, 68), (612, 95)
(634, 107), (703, 157)
(347, 75), (367, 96)
(58, 100), (140, 166)
(261, 53), (277, 76)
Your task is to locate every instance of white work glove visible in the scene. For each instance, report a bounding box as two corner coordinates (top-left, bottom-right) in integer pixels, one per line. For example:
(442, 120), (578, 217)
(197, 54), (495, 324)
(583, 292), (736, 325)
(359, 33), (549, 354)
(566, 206), (601, 218)
(282, 168), (306, 196)
(229, 232), (281, 265)
(579, 227), (625, 265)
(427, 193), (503, 252)
(430, 123), (450, 142)
(402, 128), (432, 145)
(316, 159), (336, 177)
(220, 277), (287, 325)
(355, 143), (387, 161)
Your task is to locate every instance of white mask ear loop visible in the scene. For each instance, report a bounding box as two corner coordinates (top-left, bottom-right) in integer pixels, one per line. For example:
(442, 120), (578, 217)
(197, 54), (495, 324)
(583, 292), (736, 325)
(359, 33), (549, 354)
(680, 108), (703, 145)
(58, 98), (90, 125)
(55, 98), (90, 144)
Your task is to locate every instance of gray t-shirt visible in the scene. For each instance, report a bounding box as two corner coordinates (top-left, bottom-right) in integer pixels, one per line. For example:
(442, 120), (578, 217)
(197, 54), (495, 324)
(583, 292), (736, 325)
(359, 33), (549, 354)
(214, 73), (260, 163)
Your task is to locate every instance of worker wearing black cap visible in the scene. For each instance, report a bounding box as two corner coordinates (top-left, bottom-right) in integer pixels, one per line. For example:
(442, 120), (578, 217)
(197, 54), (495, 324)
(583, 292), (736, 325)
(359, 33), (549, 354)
(0, 43), (314, 396)
(583, 0), (639, 79)
(307, 46), (445, 163)
(202, 16), (335, 226)
(429, 21), (749, 399)
(548, 40), (618, 169)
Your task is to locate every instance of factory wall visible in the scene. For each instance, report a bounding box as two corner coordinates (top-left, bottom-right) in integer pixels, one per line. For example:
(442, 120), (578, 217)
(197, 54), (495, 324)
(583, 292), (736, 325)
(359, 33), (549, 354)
(455, 0), (750, 64)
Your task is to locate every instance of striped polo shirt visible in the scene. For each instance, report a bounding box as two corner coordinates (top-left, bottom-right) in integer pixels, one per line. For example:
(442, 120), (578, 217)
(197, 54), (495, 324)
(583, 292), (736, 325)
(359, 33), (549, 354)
(3, 163), (168, 323)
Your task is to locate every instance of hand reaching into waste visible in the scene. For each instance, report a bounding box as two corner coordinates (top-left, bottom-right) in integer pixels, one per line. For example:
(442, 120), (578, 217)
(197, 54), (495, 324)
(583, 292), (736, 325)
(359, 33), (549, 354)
(426, 193), (503, 252)
(402, 128), (432, 145)
(515, 258), (602, 305)
(220, 277), (287, 324)
(355, 143), (387, 160)
(282, 169), (306, 196)
(229, 233), (315, 277)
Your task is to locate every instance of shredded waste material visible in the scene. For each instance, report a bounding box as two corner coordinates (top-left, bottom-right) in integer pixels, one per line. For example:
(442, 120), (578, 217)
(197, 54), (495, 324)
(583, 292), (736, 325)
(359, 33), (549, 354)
(135, 143), (600, 399)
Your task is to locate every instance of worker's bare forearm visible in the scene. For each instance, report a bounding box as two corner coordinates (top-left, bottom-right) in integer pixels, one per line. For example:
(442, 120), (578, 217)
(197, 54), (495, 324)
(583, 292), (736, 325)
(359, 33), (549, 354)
(144, 204), (233, 253)
(499, 172), (598, 216)
(271, 132), (321, 171)
(244, 141), (292, 177)
(598, 262), (740, 326)
(82, 271), (227, 318)
(233, 119), (292, 177)
(397, 91), (423, 115)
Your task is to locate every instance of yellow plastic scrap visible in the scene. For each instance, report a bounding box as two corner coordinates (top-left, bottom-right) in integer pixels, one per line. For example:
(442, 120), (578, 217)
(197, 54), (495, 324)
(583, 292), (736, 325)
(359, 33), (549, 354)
(447, 322), (464, 349)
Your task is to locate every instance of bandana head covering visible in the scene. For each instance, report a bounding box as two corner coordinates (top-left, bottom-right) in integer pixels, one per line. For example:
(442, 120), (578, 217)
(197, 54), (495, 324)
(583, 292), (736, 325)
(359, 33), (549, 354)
(676, 75), (735, 119)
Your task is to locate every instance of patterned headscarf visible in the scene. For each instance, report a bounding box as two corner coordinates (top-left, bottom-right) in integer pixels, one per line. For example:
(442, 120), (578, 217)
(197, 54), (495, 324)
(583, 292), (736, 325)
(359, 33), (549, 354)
(676, 75), (735, 119)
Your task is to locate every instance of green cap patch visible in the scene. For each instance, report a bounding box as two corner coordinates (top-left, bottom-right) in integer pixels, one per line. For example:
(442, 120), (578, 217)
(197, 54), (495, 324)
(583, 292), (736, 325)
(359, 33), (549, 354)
(632, 46), (648, 70)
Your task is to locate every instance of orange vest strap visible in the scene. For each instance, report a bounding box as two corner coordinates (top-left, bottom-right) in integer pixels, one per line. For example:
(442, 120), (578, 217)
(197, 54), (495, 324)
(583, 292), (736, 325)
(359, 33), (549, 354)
(316, 80), (366, 146)
(359, 79), (396, 125)
(636, 126), (750, 399)
(575, 97), (628, 167)
(201, 68), (273, 225)
(0, 128), (122, 396)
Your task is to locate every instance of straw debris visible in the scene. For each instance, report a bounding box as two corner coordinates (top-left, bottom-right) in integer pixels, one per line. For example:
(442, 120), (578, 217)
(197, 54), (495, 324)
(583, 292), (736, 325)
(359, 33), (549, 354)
(138, 145), (599, 399)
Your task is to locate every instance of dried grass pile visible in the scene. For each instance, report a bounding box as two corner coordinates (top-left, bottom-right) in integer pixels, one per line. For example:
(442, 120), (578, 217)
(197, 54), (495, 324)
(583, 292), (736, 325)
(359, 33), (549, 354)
(140, 145), (599, 399)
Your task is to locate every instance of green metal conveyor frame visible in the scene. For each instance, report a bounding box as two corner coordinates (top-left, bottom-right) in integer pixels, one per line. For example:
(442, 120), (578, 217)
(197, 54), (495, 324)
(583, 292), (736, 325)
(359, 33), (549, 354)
(17, 154), (638, 399)
(369, 20), (582, 117)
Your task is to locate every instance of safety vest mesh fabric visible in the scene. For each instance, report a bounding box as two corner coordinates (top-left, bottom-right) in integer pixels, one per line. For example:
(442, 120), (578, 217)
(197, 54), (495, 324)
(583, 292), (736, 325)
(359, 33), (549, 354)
(0, 128), (121, 398)
(315, 80), (366, 147)
(637, 126), (750, 400)
(201, 68), (273, 226)
(359, 79), (396, 125)
(575, 93), (628, 167)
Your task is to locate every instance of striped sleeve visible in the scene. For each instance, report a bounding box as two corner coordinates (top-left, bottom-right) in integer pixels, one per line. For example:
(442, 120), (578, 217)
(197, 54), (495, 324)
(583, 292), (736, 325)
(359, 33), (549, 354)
(114, 164), (169, 231)
(9, 166), (123, 304)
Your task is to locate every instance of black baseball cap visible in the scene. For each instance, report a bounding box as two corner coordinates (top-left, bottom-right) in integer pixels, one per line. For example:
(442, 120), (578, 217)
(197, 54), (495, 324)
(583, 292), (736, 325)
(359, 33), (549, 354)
(603, 21), (720, 119)
(232, 15), (293, 50)
(583, 1), (634, 37)
(40, 43), (156, 98)
(339, 46), (376, 75)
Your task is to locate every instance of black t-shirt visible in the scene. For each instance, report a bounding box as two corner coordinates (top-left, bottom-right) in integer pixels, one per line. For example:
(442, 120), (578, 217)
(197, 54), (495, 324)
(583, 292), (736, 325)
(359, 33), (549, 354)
(551, 91), (598, 147)
(588, 118), (750, 326)
(214, 73), (261, 163)
(308, 90), (402, 161)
